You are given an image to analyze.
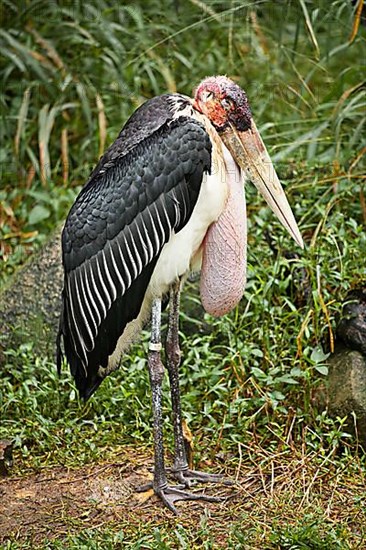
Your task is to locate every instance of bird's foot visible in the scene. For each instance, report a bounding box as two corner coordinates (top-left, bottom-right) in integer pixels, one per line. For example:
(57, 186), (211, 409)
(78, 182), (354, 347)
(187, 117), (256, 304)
(171, 467), (233, 488)
(136, 481), (223, 514)
(156, 484), (223, 515)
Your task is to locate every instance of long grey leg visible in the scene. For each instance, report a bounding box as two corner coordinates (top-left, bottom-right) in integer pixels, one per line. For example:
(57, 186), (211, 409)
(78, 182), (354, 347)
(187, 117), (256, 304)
(137, 296), (224, 514)
(148, 297), (168, 491)
(166, 280), (228, 488)
(165, 279), (189, 473)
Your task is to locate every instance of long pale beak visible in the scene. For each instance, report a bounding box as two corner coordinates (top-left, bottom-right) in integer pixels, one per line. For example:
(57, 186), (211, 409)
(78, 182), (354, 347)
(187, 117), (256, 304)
(219, 120), (304, 249)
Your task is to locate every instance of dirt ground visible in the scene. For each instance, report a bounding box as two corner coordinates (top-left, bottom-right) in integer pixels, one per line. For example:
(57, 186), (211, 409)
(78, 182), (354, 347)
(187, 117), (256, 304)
(0, 448), (241, 546)
(1, 446), (364, 547)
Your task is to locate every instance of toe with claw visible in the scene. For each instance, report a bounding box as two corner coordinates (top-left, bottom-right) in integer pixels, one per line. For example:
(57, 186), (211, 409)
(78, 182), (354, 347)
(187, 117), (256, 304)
(155, 483), (224, 515)
(136, 480), (224, 514)
(171, 467), (233, 488)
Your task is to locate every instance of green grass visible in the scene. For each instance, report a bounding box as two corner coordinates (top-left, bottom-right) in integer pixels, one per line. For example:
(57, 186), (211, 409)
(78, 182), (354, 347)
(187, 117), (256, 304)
(0, 515), (358, 549)
(1, 0), (366, 548)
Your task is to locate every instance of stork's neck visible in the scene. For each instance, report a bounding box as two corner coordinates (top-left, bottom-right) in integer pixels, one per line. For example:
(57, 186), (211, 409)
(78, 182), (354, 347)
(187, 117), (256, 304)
(169, 94), (240, 190)
(222, 144), (242, 185)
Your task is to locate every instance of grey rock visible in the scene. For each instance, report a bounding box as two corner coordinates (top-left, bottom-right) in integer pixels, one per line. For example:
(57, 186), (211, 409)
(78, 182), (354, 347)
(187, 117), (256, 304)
(314, 289), (366, 449)
(336, 288), (366, 355)
(0, 440), (13, 476)
(0, 226), (63, 362)
(327, 346), (366, 449)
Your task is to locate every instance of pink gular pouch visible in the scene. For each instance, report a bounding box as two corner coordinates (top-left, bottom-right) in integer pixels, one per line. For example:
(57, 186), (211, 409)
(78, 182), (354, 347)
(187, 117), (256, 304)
(200, 150), (247, 317)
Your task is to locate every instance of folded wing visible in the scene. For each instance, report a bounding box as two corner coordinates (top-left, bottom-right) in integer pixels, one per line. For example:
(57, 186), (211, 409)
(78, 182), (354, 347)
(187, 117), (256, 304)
(57, 111), (211, 398)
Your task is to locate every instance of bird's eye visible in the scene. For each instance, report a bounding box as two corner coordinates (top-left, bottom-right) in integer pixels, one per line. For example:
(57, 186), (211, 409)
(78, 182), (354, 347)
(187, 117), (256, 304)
(221, 97), (233, 110)
(203, 90), (214, 101)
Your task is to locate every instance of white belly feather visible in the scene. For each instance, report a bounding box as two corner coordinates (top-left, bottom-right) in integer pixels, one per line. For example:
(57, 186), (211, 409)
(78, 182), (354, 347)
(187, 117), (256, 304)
(107, 144), (234, 373)
(150, 168), (228, 293)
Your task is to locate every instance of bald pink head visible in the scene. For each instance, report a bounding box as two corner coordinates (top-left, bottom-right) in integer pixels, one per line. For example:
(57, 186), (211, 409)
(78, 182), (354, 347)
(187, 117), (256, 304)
(194, 75), (252, 132)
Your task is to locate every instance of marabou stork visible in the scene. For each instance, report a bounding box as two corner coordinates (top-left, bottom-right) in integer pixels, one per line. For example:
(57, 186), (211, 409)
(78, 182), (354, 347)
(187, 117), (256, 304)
(57, 75), (303, 513)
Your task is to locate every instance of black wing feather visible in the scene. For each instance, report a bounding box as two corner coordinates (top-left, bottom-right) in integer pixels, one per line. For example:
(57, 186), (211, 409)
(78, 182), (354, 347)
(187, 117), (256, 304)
(57, 100), (211, 399)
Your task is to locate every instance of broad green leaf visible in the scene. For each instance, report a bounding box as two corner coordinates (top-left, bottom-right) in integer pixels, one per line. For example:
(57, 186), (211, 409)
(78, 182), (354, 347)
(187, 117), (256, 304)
(315, 365), (329, 376)
(28, 205), (50, 225)
(311, 346), (330, 364)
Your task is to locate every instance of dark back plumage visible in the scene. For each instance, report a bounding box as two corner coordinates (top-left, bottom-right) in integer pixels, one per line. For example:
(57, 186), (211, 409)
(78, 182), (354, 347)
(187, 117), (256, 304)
(57, 94), (212, 399)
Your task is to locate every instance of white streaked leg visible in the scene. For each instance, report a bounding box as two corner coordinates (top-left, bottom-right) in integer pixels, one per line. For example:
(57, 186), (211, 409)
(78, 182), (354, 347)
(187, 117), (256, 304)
(137, 296), (224, 514)
(165, 280), (231, 488)
(146, 298), (168, 490)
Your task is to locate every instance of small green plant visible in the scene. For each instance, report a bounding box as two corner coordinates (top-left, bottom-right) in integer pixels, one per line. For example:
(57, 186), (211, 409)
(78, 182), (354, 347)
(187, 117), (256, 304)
(270, 515), (351, 549)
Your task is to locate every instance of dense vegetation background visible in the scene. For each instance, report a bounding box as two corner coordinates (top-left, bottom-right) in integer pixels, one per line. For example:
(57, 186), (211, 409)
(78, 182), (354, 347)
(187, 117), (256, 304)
(1, 1), (365, 548)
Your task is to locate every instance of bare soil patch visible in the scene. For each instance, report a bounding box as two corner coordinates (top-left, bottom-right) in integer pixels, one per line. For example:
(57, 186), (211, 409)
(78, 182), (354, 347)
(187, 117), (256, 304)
(0, 445), (364, 547)
(0, 448), (238, 545)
